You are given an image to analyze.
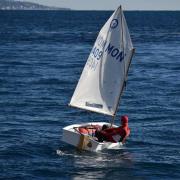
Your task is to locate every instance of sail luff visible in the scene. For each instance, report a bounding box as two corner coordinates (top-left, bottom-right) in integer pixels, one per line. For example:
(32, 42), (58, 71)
(126, 48), (135, 81)
(111, 6), (125, 117)
(110, 6), (124, 118)
(112, 7), (135, 117)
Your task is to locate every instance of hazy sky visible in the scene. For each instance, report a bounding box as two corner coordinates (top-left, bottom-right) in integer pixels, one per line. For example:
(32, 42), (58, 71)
(21, 0), (180, 10)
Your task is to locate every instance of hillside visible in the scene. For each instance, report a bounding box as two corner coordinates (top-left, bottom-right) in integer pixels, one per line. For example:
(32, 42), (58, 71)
(0, 0), (70, 10)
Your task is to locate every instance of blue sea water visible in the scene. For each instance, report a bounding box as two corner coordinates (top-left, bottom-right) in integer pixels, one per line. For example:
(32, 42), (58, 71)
(0, 10), (180, 179)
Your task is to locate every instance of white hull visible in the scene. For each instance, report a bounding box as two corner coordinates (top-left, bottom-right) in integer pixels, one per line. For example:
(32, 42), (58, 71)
(62, 122), (123, 152)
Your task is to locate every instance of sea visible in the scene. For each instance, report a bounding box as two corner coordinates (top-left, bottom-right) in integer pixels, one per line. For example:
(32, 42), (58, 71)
(0, 10), (180, 180)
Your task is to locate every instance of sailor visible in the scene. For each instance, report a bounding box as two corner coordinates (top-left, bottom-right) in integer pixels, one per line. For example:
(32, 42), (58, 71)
(95, 115), (130, 143)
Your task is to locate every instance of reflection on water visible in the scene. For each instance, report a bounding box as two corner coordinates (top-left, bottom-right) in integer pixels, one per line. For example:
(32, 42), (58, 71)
(57, 147), (134, 179)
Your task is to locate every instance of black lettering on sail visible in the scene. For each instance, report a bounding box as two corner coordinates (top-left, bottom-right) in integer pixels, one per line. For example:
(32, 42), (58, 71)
(85, 102), (103, 109)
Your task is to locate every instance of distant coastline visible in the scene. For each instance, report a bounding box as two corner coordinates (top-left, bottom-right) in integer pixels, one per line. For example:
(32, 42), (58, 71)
(0, 0), (71, 10)
(0, 1), (179, 11)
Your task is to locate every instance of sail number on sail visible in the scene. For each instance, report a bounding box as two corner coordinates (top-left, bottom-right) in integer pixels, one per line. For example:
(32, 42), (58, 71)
(87, 35), (125, 70)
(91, 46), (103, 60)
(91, 44), (124, 62)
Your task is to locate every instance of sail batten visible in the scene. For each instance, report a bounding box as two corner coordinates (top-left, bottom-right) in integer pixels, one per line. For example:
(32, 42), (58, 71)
(70, 6), (134, 116)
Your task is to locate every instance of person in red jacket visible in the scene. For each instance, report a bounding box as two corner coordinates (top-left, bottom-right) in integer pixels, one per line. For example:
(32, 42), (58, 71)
(95, 115), (130, 144)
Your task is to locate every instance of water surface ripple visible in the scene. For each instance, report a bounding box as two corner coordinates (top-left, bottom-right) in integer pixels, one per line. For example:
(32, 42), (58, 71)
(0, 10), (180, 179)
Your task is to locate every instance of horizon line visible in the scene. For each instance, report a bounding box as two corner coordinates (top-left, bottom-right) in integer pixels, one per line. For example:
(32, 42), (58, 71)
(0, 9), (180, 11)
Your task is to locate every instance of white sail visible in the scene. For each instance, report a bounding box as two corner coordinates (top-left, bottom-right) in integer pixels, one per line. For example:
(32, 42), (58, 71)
(70, 6), (134, 116)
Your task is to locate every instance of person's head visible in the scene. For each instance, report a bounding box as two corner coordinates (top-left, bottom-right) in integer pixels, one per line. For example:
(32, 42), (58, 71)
(102, 124), (109, 130)
(121, 115), (128, 126)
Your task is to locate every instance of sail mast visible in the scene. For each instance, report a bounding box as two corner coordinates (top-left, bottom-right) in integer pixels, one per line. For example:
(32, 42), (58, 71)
(110, 6), (124, 125)
(111, 6), (135, 122)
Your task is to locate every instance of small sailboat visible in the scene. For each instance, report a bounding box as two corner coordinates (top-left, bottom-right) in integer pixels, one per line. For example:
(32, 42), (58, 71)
(62, 6), (135, 152)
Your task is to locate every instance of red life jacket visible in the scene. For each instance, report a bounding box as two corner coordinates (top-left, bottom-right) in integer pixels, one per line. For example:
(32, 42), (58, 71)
(78, 125), (101, 136)
(100, 125), (130, 143)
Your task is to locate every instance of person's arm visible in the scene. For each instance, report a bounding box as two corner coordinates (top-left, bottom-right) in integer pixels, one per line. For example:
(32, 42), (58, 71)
(120, 128), (130, 144)
(120, 136), (126, 144)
